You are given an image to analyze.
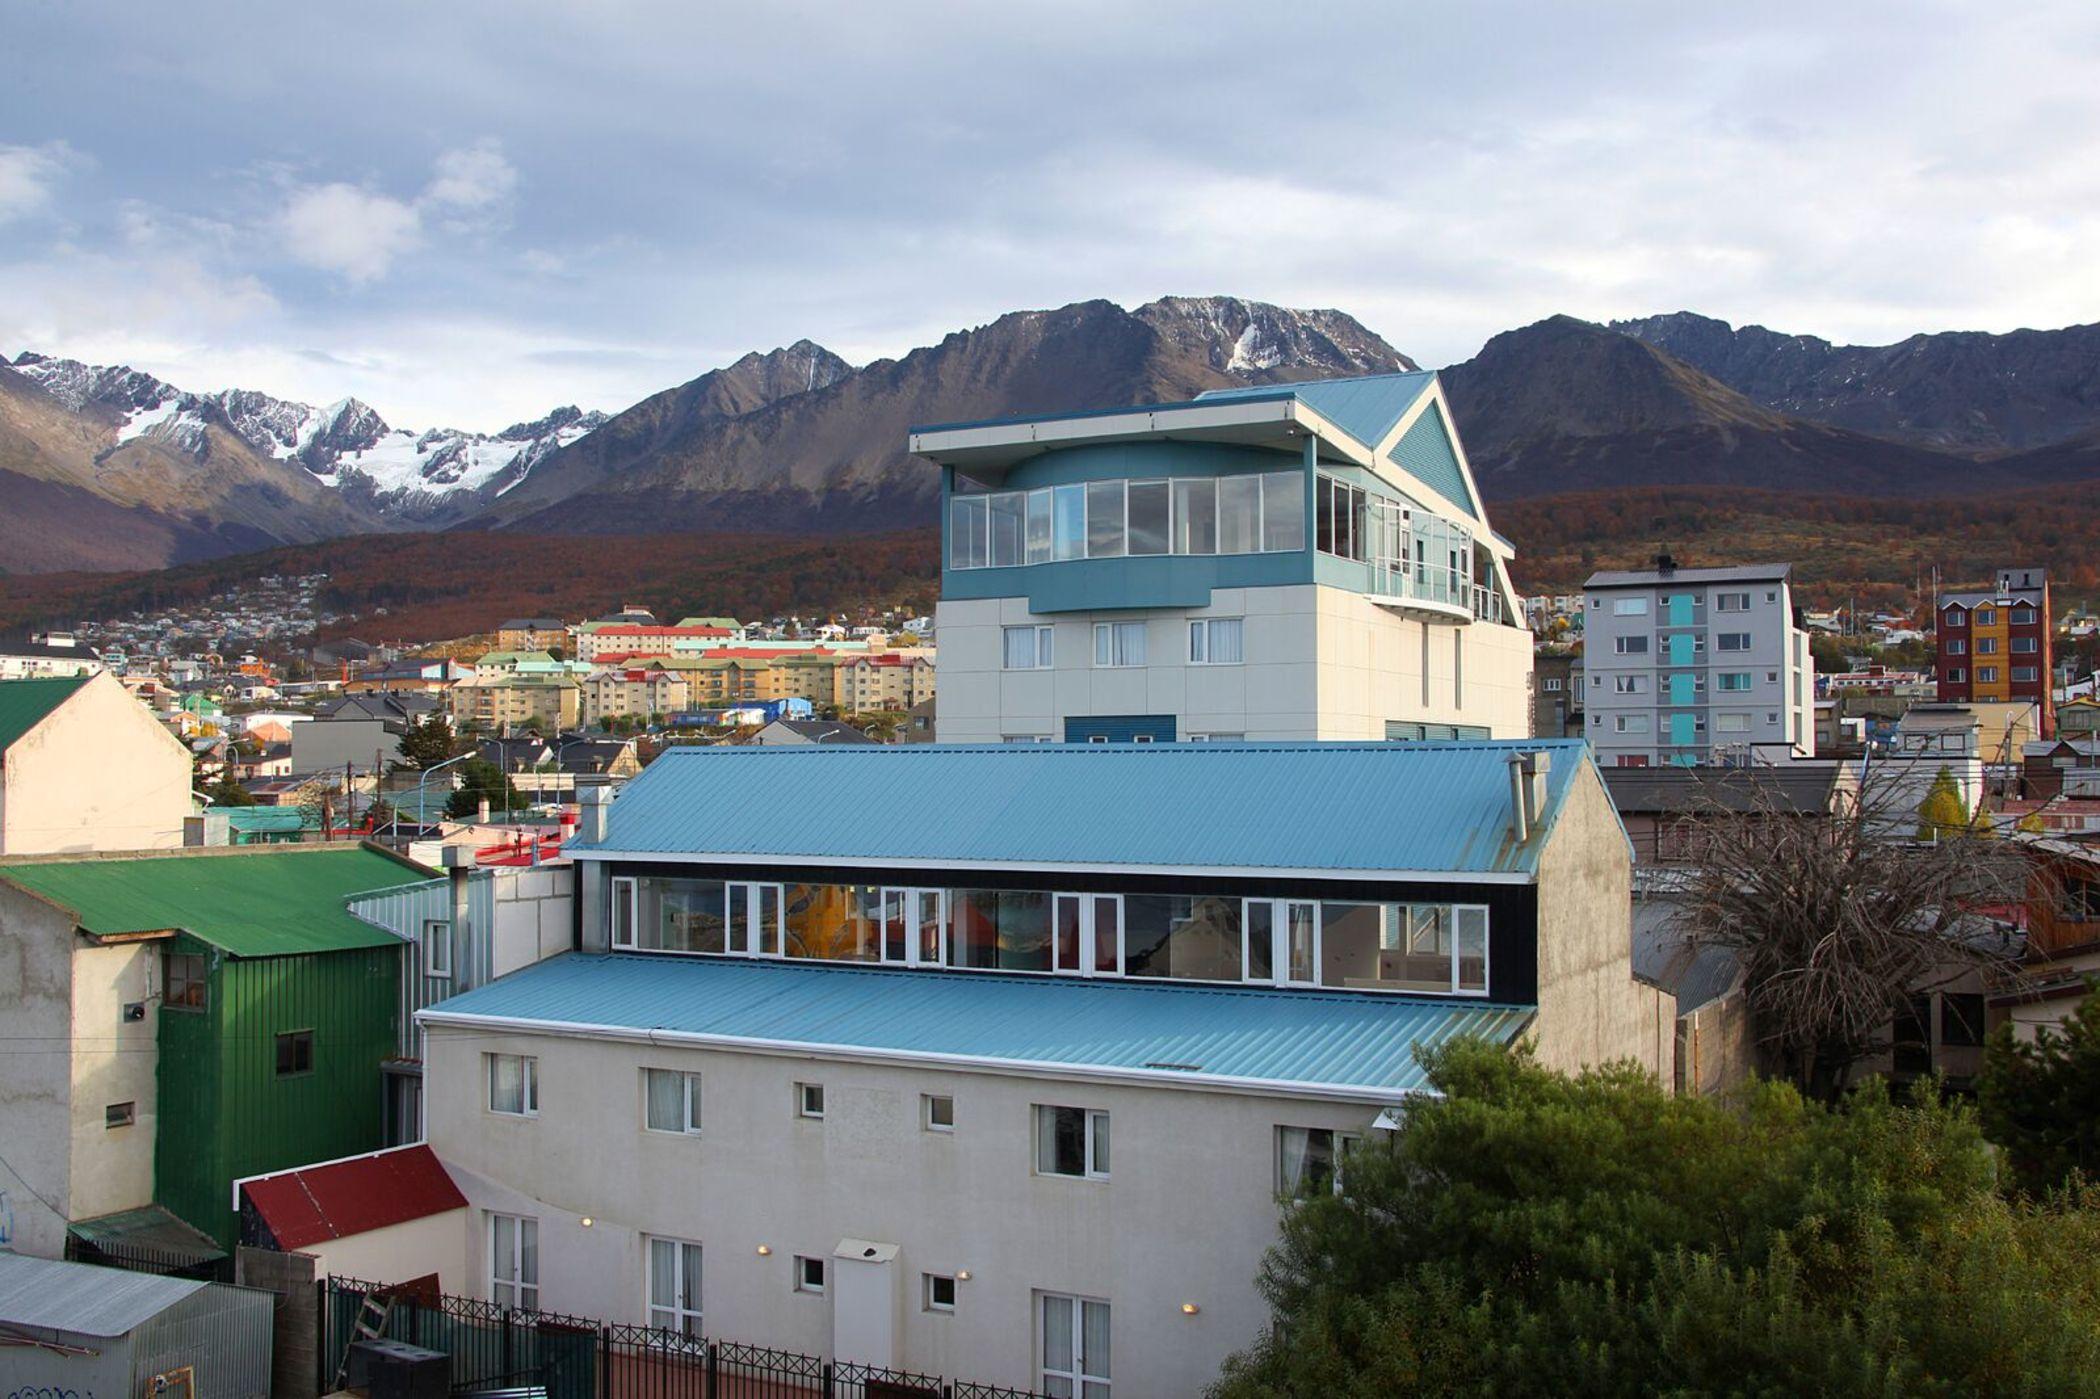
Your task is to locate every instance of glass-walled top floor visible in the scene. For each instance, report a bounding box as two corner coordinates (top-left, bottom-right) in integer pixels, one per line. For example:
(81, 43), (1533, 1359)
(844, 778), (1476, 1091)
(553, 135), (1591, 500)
(607, 873), (1492, 998)
(949, 472), (1304, 572)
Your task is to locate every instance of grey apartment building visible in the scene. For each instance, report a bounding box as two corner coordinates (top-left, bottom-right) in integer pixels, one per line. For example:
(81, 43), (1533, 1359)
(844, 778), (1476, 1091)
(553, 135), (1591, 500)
(1582, 560), (1815, 767)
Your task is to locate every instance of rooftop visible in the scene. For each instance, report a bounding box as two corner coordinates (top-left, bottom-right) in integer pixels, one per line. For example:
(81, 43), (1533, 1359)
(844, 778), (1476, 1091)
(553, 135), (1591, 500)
(0, 1249), (206, 1336)
(239, 1144), (467, 1250)
(577, 740), (1587, 879)
(0, 844), (427, 956)
(1585, 562), (1794, 589)
(1602, 762), (1847, 816)
(420, 953), (1534, 1100)
(0, 673), (91, 750)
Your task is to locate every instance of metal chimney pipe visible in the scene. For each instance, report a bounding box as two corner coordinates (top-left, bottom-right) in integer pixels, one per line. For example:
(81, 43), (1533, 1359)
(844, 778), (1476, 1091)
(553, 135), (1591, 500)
(1507, 752), (1530, 845)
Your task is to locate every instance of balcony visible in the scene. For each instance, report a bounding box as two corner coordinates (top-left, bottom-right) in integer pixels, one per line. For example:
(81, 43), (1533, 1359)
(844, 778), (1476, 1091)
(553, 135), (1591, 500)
(1367, 562), (1507, 625)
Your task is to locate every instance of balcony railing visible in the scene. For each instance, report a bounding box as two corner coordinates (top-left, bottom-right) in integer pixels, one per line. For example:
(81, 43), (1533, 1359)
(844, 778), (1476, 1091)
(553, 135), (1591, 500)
(1365, 562), (1507, 624)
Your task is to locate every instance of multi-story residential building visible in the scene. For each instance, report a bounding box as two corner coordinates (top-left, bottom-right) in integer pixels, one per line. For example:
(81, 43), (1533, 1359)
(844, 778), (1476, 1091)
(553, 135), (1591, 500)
(496, 618), (568, 653)
(0, 634), (103, 679)
(581, 666), (693, 726)
(1935, 567), (2053, 737)
(839, 653), (937, 713)
(1582, 559), (1814, 768)
(574, 623), (737, 664)
(419, 740), (1664, 1396)
(917, 371), (1533, 742)
(1532, 651), (1582, 738)
(1, 673), (193, 855)
(448, 675), (582, 733)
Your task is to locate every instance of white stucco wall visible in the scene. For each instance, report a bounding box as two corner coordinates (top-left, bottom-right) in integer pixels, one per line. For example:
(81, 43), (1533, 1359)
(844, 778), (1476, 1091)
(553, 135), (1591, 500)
(0, 670), (193, 855)
(300, 1208), (473, 1291)
(66, 941), (160, 1223)
(425, 1026), (1375, 1397)
(0, 883), (79, 1258)
(491, 867), (573, 977)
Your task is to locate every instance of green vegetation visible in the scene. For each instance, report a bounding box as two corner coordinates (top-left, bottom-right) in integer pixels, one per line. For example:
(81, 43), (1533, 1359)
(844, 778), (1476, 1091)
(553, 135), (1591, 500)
(1979, 988), (2100, 1198)
(443, 757), (525, 819)
(1916, 767), (1971, 840)
(394, 713), (460, 770)
(1213, 1042), (2100, 1398)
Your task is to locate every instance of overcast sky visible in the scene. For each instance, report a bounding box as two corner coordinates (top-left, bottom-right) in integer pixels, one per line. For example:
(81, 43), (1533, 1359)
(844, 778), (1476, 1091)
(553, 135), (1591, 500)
(2, 1), (2095, 431)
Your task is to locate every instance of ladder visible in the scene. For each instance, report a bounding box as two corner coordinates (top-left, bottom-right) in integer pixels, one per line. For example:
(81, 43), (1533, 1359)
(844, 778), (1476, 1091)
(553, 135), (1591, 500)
(332, 1291), (393, 1391)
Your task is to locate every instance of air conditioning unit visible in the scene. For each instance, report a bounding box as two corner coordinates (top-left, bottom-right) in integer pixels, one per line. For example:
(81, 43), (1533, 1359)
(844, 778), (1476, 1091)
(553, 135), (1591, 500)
(346, 1338), (448, 1399)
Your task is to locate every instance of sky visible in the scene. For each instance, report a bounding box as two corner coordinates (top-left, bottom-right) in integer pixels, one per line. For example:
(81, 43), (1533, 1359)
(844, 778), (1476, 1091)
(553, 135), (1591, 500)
(1, 1), (2096, 432)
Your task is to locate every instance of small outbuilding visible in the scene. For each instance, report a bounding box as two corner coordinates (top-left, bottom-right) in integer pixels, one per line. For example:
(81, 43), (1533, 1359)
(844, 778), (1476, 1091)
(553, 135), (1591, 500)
(0, 1251), (274, 1399)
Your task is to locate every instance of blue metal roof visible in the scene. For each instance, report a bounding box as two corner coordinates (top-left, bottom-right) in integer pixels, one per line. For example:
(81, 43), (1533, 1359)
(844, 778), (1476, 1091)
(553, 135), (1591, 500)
(910, 389), (1299, 437)
(576, 740), (1591, 879)
(1197, 372), (1437, 450)
(420, 953), (1534, 1099)
(1387, 399), (1480, 519)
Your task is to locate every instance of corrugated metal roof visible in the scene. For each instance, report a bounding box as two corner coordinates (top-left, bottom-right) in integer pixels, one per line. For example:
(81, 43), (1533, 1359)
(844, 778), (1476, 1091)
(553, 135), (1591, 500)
(1585, 563), (1794, 588)
(576, 740), (1586, 878)
(0, 846), (426, 956)
(241, 1144), (468, 1250)
(68, 1204), (225, 1266)
(0, 674), (90, 751)
(1386, 399), (1479, 518)
(0, 1250), (205, 1336)
(1197, 372), (1436, 450)
(421, 953), (1534, 1099)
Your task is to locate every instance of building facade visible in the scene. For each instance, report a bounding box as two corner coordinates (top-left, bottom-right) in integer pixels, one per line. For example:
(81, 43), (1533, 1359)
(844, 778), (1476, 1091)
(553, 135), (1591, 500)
(417, 742), (1665, 1397)
(1935, 567), (2053, 738)
(0, 673), (194, 855)
(919, 373), (1533, 742)
(839, 654), (937, 714)
(1582, 561), (1815, 768)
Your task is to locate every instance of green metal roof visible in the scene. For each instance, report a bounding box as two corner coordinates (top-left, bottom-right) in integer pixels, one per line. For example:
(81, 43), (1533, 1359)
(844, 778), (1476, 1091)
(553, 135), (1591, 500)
(0, 675), (90, 751)
(0, 846), (426, 957)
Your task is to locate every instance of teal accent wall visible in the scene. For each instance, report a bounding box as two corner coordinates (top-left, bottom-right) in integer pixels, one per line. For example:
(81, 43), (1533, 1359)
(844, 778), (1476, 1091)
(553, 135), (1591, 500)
(1668, 672), (1697, 706)
(1386, 402), (1479, 519)
(1668, 633), (1695, 667)
(1666, 593), (1696, 627)
(1063, 715), (1178, 743)
(1669, 712), (1698, 746)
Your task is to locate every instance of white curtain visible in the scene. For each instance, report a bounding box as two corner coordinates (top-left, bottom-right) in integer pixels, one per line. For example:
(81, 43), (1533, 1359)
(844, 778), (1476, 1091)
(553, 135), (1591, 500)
(646, 1069), (688, 1132)
(1042, 1295), (1075, 1398)
(1081, 1300), (1111, 1393)
(1279, 1127), (1311, 1197)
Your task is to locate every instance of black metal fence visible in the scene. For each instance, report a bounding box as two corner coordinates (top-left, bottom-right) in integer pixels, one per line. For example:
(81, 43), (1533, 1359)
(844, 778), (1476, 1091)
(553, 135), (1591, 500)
(322, 1277), (1047, 1399)
(65, 1233), (235, 1283)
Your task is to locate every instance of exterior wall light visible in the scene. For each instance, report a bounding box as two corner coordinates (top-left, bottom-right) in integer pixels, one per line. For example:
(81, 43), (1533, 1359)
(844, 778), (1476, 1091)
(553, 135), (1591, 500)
(956, 1270), (970, 1281)
(1181, 1303), (1200, 1316)
(756, 1245), (772, 1256)
(580, 1217), (594, 1228)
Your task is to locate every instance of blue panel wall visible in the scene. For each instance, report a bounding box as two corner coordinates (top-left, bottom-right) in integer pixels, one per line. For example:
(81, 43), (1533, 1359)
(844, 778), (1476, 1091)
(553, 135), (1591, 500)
(1386, 402), (1480, 519)
(1064, 714), (1178, 743)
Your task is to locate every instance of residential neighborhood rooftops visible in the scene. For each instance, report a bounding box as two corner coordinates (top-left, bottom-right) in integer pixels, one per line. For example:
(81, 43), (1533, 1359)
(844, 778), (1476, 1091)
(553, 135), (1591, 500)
(576, 739), (1589, 878)
(0, 674), (91, 750)
(420, 953), (1535, 1100)
(238, 1143), (467, 1250)
(0, 844), (428, 956)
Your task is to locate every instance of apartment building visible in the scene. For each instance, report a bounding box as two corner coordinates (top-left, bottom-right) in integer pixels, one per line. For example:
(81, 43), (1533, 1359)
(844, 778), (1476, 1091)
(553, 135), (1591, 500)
(417, 741), (1664, 1397)
(1935, 567), (2053, 738)
(917, 372), (1533, 742)
(581, 667), (693, 727)
(448, 675), (581, 732)
(839, 653), (937, 713)
(1582, 560), (1815, 768)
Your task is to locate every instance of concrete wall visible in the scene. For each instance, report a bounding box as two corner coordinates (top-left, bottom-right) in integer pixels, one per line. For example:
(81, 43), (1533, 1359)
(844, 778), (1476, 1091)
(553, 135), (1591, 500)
(492, 866), (573, 977)
(936, 584), (1530, 743)
(426, 1024), (1375, 1397)
(1530, 762), (1672, 1078)
(0, 882), (79, 1256)
(297, 1208), (472, 1292)
(236, 1245), (319, 1399)
(1677, 989), (1757, 1098)
(67, 940), (160, 1223)
(0, 669), (192, 854)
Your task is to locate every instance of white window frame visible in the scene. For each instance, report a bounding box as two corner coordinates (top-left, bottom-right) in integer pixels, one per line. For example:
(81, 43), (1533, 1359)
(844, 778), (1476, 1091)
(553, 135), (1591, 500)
(1091, 621), (1146, 668)
(1039, 1293), (1111, 1397)
(1034, 1104), (1110, 1180)
(1613, 636), (1648, 655)
(1002, 624), (1056, 671)
(1275, 1125), (1362, 1197)
(643, 1068), (702, 1136)
(1242, 899), (1321, 986)
(1717, 632), (1752, 652)
(610, 876), (638, 949)
(1051, 892), (1123, 977)
(2013, 665), (2040, 683)
(646, 1236), (704, 1338)
(793, 1255), (827, 1296)
(1714, 591), (1751, 612)
(795, 1081), (825, 1120)
(726, 881), (784, 958)
(880, 887), (947, 967)
(923, 1273), (957, 1314)
(489, 1213), (539, 1312)
(421, 918), (453, 979)
(1612, 675), (1646, 694)
(487, 1053), (539, 1117)
(923, 1093), (955, 1133)
(1611, 597), (1650, 616)
(1187, 617), (1244, 666)
(1977, 666), (1999, 684)
(1613, 714), (1650, 734)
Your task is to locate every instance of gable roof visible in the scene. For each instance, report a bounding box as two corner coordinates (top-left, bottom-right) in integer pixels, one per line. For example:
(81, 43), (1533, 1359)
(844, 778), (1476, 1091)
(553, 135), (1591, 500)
(759, 718), (875, 744)
(0, 845), (426, 956)
(576, 740), (1588, 879)
(239, 1144), (467, 1250)
(1602, 763), (1845, 815)
(420, 953), (1534, 1101)
(0, 674), (90, 751)
(1196, 371), (1437, 451)
(1586, 563), (1793, 589)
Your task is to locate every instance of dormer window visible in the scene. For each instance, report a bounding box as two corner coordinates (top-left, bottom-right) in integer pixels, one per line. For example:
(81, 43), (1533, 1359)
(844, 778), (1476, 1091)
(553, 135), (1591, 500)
(1943, 605), (1966, 627)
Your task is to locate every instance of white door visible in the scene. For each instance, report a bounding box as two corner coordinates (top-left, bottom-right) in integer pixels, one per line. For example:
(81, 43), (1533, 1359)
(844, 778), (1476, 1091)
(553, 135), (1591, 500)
(1242, 900), (1319, 985)
(1053, 894), (1122, 976)
(1040, 1294), (1110, 1398)
(881, 888), (947, 966)
(728, 882), (782, 957)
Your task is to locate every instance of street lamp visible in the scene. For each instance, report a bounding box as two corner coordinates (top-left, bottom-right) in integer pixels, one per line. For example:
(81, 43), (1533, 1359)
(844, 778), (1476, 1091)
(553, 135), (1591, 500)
(399, 749), (474, 845)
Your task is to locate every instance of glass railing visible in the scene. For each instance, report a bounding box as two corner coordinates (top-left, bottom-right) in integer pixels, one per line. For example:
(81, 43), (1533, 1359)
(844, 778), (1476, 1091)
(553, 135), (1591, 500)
(1364, 561), (1505, 623)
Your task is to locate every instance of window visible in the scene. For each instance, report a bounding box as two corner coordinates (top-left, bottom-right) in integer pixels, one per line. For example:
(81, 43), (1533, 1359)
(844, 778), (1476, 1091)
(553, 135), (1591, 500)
(611, 876), (637, 949)
(1612, 597), (1650, 616)
(1188, 617), (1243, 665)
(1543, 678), (1563, 692)
(1941, 992), (1986, 1048)
(1943, 604), (1967, 625)
(644, 1068), (701, 1135)
(1319, 902), (1487, 994)
(1976, 636), (1999, 654)
(163, 951), (207, 1011)
(1040, 1294), (1110, 1398)
(1716, 713), (1750, 734)
(1717, 672), (1752, 691)
(1977, 666), (1999, 683)
(794, 1255), (826, 1295)
(1126, 480), (1170, 556)
(1944, 639), (1966, 655)
(1612, 675), (1646, 694)
(648, 1237), (704, 1337)
(1035, 1105), (1110, 1179)
(924, 1093), (955, 1132)
(1614, 636), (1648, 655)
(275, 1030), (314, 1077)
(1947, 667), (1967, 683)
(1092, 622), (1146, 668)
(796, 1081), (824, 1120)
(1260, 471), (1305, 552)
(949, 495), (988, 570)
(1975, 608), (1998, 626)
(488, 1053), (539, 1116)
(1186, 733), (1244, 742)
(1053, 484), (1086, 561)
(1276, 1126), (1359, 1197)
(2013, 666), (2040, 682)
(924, 1273), (957, 1313)
(1025, 488), (1053, 565)
(988, 492), (1025, 568)
(106, 1101), (136, 1129)
(490, 1213), (539, 1311)
(1004, 625), (1055, 670)
(1714, 591), (1751, 612)
(2012, 636), (2038, 653)
(421, 919), (452, 979)
(1614, 714), (1650, 734)
(1717, 633), (1752, 651)
(1217, 474), (1262, 554)
(2012, 606), (2037, 625)
(1085, 481), (1126, 558)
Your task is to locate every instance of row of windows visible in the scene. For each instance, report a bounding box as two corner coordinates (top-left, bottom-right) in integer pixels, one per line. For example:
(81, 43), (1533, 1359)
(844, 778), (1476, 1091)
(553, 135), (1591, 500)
(608, 877), (1492, 994)
(1612, 632), (1755, 655)
(1592, 670), (1779, 694)
(1600, 711), (1779, 735)
(1002, 619), (1244, 671)
(1943, 636), (2038, 655)
(1944, 665), (2040, 684)
(1941, 605), (2037, 627)
(1313, 475), (1476, 590)
(949, 472), (1304, 570)
(1598, 589), (1778, 614)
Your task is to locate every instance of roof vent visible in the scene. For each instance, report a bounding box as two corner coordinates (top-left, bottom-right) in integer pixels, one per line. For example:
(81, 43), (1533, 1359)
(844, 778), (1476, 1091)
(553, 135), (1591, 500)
(1655, 551), (1678, 574)
(1507, 750), (1551, 843)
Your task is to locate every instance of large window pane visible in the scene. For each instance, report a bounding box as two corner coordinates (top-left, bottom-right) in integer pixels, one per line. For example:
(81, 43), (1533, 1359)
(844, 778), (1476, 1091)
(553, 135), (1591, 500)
(1218, 475), (1261, 554)
(785, 883), (879, 962)
(949, 889), (1001, 969)
(1025, 489), (1053, 565)
(1244, 901), (1274, 981)
(637, 877), (728, 953)
(1123, 895), (1241, 980)
(1173, 478), (1216, 554)
(998, 890), (1053, 972)
(989, 492), (1025, 568)
(1053, 485), (1086, 562)
(1126, 480), (1170, 556)
(950, 496), (988, 570)
(1262, 472), (1305, 551)
(1318, 902), (1410, 989)
(1456, 906), (1488, 992)
(1085, 481), (1125, 558)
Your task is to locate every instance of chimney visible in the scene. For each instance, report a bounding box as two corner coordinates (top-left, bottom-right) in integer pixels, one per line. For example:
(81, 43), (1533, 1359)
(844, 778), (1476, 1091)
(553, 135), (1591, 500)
(1655, 552), (1677, 574)
(1522, 750), (1551, 831)
(441, 845), (474, 986)
(477, 797), (491, 824)
(1506, 752), (1530, 845)
(579, 784), (613, 845)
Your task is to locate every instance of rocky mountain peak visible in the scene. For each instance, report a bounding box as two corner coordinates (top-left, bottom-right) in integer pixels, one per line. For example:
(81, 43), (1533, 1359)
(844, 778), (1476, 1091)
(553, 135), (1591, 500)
(1135, 295), (1417, 378)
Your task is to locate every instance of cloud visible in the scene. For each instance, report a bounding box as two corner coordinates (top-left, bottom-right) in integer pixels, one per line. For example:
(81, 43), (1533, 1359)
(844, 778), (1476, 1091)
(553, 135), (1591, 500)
(424, 138), (516, 215)
(277, 181), (422, 282)
(0, 142), (70, 222)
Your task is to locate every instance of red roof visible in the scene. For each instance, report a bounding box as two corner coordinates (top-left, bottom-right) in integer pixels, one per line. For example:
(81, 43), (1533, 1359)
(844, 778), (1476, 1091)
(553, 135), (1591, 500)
(595, 624), (733, 638)
(242, 1144), (467, 1250)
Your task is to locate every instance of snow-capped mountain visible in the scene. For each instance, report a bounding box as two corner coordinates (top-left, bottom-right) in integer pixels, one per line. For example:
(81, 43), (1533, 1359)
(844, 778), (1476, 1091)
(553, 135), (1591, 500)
(9, 352), (606, 522)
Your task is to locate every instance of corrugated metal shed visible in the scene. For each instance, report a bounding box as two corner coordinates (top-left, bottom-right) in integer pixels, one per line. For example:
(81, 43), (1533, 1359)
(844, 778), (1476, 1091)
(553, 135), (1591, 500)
(0, 674), (89, 751)
(575, 740), (1584, 878)
(0, 1249), (205, 1336)
(0, 845), (425, 955)
(420, 953), (1534, 1099)
(242, 1144), (467, 1250)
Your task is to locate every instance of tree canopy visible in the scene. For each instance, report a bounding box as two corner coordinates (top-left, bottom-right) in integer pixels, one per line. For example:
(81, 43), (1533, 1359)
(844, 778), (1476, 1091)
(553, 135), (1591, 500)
(443, 756), (524, 819)
(1212, 1041), (2100, 1398)
(1978, 987), (2100, 1198)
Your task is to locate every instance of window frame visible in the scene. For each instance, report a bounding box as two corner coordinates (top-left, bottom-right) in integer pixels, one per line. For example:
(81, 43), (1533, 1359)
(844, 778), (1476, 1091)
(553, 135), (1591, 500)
(162, 950), (208, 1011)
(923, 1272), (957, 1314)
(610, 875), (638, 950)
(1039, 1293), (1111, 1397)
(421, 918), (453, 980)
(1091, 621), (1147, 668)
(1034, 1104), (1110, 1180)
(1275, 1125), (1361, 1198)
(1187, 617), (1244, 666)
(793, 1255), (827, 1296)
(923, 1093), (955, 1133)
(643, 1067), (702, 1136)
(489, 1212), (539, 1312)
(275, 1029), (315, 1078)
(1716, 632), (1752, 652)
(488, 1052), (540, 1118)
(106, 1101), (136, 1129)
(795, 1081), (825, 1121)
(1002, 624), (1056, 671)
(646, 1236), (704, 1338)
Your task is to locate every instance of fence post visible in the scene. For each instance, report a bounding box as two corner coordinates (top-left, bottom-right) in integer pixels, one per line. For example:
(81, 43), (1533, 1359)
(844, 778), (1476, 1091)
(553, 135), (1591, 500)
(707, 1340), (719, 1398)
(822, 1360), (835, 1399)
(504, 1307), (515, 1390)
(598, 1325), (610, 1399)
(315, 1278), (329, 1399)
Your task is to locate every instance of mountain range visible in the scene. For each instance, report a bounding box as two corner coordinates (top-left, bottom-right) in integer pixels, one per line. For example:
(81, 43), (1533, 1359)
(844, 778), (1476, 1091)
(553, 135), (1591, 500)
(5, 297), (2098, 575)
